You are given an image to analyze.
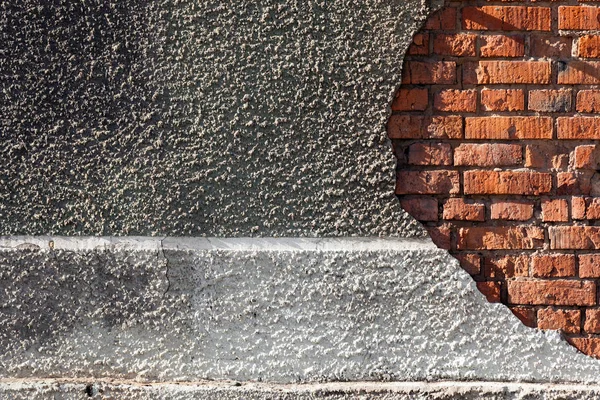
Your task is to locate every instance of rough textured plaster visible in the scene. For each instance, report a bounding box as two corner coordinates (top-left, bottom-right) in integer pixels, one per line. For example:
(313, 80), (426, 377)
(3, 237), (600, 384)
(4, 380), (600, 400)
(0, 0), (439, 237)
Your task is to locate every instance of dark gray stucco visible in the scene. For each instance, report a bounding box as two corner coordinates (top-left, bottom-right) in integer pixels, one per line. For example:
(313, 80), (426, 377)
(0, 0), (437, 237)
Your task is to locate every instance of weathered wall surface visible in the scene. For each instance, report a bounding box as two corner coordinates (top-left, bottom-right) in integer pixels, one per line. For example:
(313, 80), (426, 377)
(0, 0), (440, 237)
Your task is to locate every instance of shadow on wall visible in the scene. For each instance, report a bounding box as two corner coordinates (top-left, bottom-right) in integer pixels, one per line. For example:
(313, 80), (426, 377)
(389, 0), (600, 358)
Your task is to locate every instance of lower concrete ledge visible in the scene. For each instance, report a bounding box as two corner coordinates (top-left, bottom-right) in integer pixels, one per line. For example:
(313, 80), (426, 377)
(3, 379), (600, 399)
(2, 237), (600, 384)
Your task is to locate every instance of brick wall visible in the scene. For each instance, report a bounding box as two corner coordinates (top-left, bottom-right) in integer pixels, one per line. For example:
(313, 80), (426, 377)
(389, 1), (600, 358)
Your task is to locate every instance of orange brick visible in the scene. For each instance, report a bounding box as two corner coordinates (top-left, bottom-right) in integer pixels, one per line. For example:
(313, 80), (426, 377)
(528, 89), (572, 113)
(576, 90), (600, 113)
(542, 199), (569, 222)
(402, 61), (456, 84)
(442, 198), (485, 221)
(391, 89), (428, 111)
(408, 143), (452, 166)
(507, 280), (596, 306)
(454, 253), (481, 275)
(463, 6), (551, 31)
(464, 61), (551, 84)
(396, 170), (460, 195)
(572, 196), (587, 220)
(510, 306), (536, 328)
(433, 33), (476, 56)
(426, 224), (452, 250)
(480, 35), (525, 57)
(585, 309), (600, 333)
(434, 89), (477, 112)
(408, 33), (430, 55)
(557, 171), (593, 195)
(577, 35), (600, 58)
(537, 308), (581, 333)
(426, 116), (464, 139)
(490, 201), (533, 221)
(550, 226), (600, 249)
(558, 117), (600, 139)
(584, 198), (600, 220)
(425, 8), (457, 30)
(477, 281), (502, 303)
(465, 117), (552, 140)
(559, 6), (600, 30)
(484, 255), (529, 279)
(457, 226), (544, 250)
(579, 254), (600, 277)
(387, 116), (463, 140)
(454, 143), (522, 167)
(481, 89), (524, 111)
(573, 145), (600, 169)
(464, 171), (552, 195)
(532, 254), (576, 278)
(525, 143), (569, 169)
(400, 197), (438, 222)
(558, 62), (600, 85)
(530, 36), (572, 58)
(567, 337), (600, 359)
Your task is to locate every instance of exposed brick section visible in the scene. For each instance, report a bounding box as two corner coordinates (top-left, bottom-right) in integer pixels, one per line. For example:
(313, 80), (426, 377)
(463, 171), (552, 195)
(465, 117), (552, 140)
(454, 144), (522, 167)
(537, 308), (581, 334)
(391, 2), (600, 358)
(507, 280), (596, 306)
(481, 89), (524, 112)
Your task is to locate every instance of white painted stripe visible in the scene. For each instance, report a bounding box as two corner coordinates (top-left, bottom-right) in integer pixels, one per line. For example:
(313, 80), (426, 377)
(0, 236), (436, 252)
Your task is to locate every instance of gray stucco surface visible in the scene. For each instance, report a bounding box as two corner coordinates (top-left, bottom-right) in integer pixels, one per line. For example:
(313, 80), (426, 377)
(3, 237), (600, 384)
(0, 0), (437, 237)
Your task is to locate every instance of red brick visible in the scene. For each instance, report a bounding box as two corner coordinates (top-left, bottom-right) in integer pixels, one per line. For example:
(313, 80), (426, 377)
(408, 33), (429, 56)
(434, 89), (477, 112)
(465, 117), (552, 140)
(556, 171), (593, 195)
(577, 35), (600, 58)
(572, 196), (587, 220)
(507, 280), (596, 306)
(537, 308), (581, 333)
(510, 306), (536, 328)
(480, 35), (525, 57)
(408, 143), (452, 166)
(528, 89), (572, 113)
(464, 171), (552, 195)
(402, 61), (456, 84)
(550, 226), (600, 249)
(567, 337), (600, 359)
(481, 89), (524, 112)
(573, 145), (600, 169)
(391, 89), (428, 111)
(576, 90), (600, 113)
(490, 201), (533, 221)
(477, 281), (502, 303)
(530, 36), (572, 58)
(425, 8), (457, 31)
(579, 254), (600, 277)
(542, 199), (569, 222)
(464, 61), (551, 84)
(584, 198), (600, 220)
(484, 255), (529, 279)
(585, 309), (600, 333)
(525, 143), (569, 169)
(463, 6), (551, 31)
(558, 62), (600, 85)
(426, 224), (452, 250)
(457, 226), (544, 250)
(454, 253), (481, 275)
(400, 197), (438, 222)
(558, 117), (600, 139)
(387, 115), (463, 140)
(396, 170), (460, 195)
(442, 198), (485, 221)
(433, 33), (476, 56)
(559, 6), (600, 30)
(532, 254), (576, 278)
(454, 143), (522, 167)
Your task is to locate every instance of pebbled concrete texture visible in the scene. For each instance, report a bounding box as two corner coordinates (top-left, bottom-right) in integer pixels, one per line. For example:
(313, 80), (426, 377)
(3, 237), (600, 384)
(0, 0), (439, 237)
(4, 380), (600, 400)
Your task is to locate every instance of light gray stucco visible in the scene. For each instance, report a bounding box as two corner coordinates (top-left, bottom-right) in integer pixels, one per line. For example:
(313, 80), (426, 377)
(0, 0), (439, 237)
(2, 237), (600, 385)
